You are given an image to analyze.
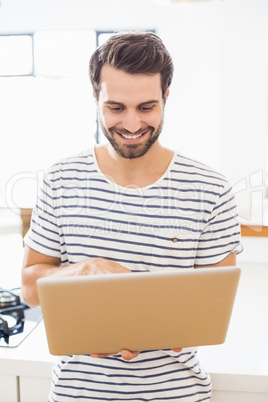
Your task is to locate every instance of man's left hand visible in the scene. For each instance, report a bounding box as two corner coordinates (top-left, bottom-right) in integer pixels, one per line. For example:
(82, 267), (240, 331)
(90, 349), (140, 361)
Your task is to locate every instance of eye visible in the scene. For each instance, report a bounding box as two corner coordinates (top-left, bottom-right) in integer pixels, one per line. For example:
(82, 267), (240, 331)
(108, 105), (124, 112)
(139, 105), (155, 112)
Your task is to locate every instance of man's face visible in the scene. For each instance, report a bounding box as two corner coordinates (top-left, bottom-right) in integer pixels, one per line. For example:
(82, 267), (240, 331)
(96, 64), (168, 159)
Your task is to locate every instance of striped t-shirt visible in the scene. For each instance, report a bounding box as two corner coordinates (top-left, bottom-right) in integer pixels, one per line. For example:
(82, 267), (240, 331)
(25, 148), (240, 401)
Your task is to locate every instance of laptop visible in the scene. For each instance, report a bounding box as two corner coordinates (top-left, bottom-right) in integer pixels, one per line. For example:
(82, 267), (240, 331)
(37, 266), (241, 355)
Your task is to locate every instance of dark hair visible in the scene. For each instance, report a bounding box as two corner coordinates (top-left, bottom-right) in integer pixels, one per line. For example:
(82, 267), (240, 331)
(89, 31), (174, 100)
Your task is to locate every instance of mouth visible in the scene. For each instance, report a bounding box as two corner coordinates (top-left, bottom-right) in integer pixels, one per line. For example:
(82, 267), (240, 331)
(120, 132), (145, 140)
(115, 130), (148, 142)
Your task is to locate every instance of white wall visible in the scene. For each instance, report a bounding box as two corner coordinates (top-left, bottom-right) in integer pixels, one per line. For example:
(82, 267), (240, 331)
(0, 0), (268, 258)
(221, 0), (268, 229)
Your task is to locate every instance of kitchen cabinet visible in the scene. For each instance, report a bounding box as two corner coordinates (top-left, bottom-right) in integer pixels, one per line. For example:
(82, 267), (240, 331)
(0, 374), (51, 402)
(0, 322), (54, 402)
(20, 376), (51, 402)
(0, 374), (18, 402)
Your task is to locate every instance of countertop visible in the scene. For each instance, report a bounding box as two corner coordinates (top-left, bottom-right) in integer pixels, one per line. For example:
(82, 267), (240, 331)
(0, 320), (53, 379)
(0, 263), (268, 395)
(198, 262), (268, 394)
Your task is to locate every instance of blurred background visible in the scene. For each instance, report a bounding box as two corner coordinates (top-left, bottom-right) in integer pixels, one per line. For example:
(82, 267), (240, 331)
(0, 0), (268, 287)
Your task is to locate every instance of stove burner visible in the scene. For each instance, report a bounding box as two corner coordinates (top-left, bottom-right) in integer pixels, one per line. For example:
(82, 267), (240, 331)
(0, 289), (25, 344)
(0, 290), (20, 308)
(0, 288), (42, 348)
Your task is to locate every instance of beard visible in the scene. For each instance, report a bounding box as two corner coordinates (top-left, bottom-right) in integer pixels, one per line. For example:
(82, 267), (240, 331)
(99, 117), (164, 160)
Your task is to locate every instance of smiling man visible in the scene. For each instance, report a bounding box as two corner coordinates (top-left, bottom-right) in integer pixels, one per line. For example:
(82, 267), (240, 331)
(21, 32), (241, 401)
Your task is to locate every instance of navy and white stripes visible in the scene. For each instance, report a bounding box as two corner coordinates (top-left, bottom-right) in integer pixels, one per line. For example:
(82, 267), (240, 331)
(49, 349), (212, 401)
(25, 148), (240, 401)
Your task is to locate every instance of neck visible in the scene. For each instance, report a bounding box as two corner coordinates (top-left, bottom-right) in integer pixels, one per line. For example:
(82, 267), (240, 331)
(95, 141), (174, 188)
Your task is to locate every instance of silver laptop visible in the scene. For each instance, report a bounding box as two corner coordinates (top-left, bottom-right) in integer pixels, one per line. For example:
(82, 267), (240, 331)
(37, 266), (241, 355)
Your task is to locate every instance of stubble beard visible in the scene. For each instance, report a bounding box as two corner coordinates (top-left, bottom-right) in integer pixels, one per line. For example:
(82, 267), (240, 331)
(99, 117), (164, 160)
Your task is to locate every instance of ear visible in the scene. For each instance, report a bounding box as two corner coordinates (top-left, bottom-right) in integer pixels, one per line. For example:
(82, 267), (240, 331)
(165, 87), (170, 100)
(93, 92), (97, 102)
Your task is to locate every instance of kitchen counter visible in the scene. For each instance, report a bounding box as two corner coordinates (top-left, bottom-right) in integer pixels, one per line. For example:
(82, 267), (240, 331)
(0, 263), (268, 401)
(198, 262), (268, 398)
(0, 319), (53, 379)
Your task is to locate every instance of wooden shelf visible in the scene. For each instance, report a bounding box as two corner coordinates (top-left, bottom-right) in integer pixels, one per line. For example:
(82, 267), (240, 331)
(20, 208), (33, 238)
(241, 224), (268, 237)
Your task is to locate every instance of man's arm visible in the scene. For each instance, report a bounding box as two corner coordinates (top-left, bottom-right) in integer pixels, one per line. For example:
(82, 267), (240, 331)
(194, 251), (236, 269)
(21, 246), (131, 307)
(21, 247), (61, 307)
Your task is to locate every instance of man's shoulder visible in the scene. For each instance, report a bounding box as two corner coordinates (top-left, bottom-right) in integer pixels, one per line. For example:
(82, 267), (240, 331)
(54, 148), (93, 167)
(173, 152), (228, 185)
(43, 148), (97, 185)
(47, 149), (94, 173)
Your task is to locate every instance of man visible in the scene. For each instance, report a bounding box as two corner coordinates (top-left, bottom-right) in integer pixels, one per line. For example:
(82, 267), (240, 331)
(22, 31), (241, 401)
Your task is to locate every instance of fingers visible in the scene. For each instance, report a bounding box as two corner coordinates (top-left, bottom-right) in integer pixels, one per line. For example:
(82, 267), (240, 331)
(90, 350), (140, 361)
(120, 350), (140, 360)
(84, 258), (132, 275)
(90, 353), (114, 358)
(172, 348), (182, 353)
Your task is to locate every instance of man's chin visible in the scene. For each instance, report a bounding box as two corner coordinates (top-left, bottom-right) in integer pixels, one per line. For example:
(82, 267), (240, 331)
(110, 142), (144, 160)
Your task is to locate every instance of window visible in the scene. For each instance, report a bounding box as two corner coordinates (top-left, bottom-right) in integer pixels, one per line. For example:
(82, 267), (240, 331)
(0, 34), (33, 76)
(95, 31), (116, 144)
(34, 30), (96, 78)
(0, 30), (114, 211)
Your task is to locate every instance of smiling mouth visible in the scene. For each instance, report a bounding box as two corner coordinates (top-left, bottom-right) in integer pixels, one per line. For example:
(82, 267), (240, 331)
(116, 131), (147, 140)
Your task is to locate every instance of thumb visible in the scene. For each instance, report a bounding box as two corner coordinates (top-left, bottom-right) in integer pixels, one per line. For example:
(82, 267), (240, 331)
(121, 350), (140, 361)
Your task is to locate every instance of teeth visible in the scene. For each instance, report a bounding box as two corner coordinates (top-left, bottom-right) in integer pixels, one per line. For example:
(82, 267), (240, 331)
(121, 133), (143, 139)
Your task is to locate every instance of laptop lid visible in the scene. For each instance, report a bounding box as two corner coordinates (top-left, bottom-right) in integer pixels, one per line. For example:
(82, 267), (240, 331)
(37, 266), (241, 355)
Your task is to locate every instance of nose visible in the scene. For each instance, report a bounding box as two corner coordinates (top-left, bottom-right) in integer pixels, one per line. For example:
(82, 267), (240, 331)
(122, 109), (142, 133)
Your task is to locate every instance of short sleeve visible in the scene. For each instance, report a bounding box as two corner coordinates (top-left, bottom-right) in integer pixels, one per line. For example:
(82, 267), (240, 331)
(194, 181), (241, 267)
(24, 168), (61, 258)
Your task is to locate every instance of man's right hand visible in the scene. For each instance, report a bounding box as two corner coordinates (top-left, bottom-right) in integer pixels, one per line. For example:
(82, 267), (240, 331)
(73, 257), (131, 276)
(21, 247), (131, 307)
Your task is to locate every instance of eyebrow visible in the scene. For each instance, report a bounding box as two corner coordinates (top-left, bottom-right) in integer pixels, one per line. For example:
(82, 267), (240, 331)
(104, 100), (159, 107)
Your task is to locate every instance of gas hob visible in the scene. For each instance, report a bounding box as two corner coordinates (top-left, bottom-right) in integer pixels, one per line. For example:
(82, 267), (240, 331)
(0, 288), (42, 348)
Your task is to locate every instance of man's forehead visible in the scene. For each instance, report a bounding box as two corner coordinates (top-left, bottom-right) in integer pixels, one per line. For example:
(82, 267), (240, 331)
(98, 65), (162, 103)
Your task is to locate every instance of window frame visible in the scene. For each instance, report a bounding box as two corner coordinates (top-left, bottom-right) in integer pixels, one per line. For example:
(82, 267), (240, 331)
(0, 33), (35, 77)
(94, 31), (116, 144)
